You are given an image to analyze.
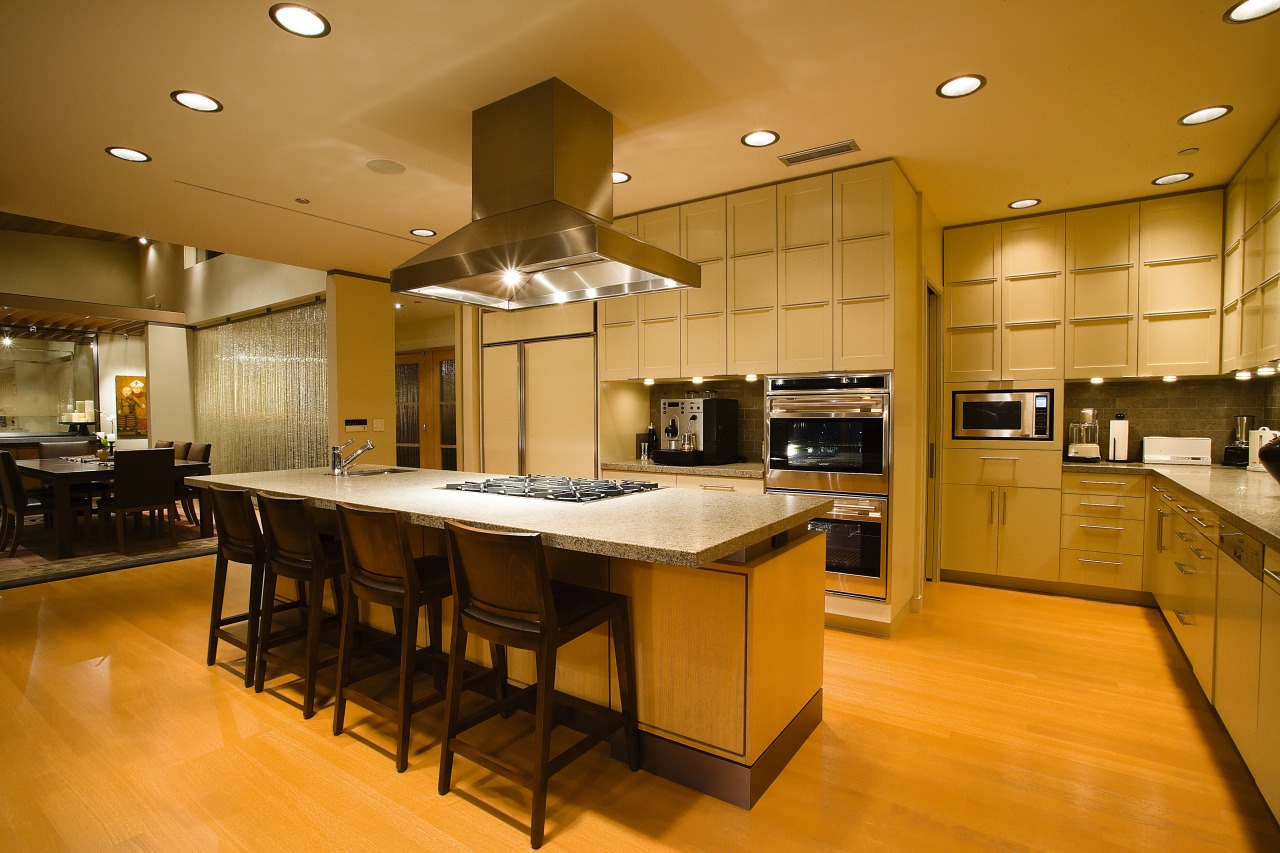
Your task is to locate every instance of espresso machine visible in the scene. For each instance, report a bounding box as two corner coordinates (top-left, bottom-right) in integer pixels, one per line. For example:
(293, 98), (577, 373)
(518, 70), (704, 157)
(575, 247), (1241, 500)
(1066, 408), (1101, 463)
(652, 398), (739, 465)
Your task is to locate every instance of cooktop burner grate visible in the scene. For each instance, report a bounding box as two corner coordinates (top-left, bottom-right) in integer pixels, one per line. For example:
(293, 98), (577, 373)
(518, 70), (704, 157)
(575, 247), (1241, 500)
(442, 475), (661, 503)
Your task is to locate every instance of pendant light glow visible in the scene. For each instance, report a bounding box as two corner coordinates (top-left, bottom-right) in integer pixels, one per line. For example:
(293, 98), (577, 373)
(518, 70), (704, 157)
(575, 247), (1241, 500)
(1178, 105), (1232, 125)
(741, 130), (780, 148)
(170, 90), (223, 112)
(269, 4), (331, 37)
(410, 228), (436, 238)
(1009, 198), (1040, 210)
(1224, 0), (1280, 22)
(105, 147), (151, 162)
(1153, 173), (1193, 185)
(611, 171), (631, 184)
(936, 75), (987, 98)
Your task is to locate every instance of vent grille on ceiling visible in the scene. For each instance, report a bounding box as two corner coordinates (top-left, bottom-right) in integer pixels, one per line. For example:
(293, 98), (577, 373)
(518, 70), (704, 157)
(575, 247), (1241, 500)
(778, 139), (860, 166)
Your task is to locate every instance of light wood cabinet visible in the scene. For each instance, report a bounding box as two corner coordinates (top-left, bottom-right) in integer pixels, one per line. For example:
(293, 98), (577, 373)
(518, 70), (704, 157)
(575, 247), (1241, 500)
(944, 223), (1001, 381)
(1138, 191), (1223, 377)
(1059, 471), (1145, 590)
(832, 163), (898, 370)
(637, 208), (683, 378)
(680, 197), (728, 378)
(1168, 513), (1218, 698)
(1065, 204), (1139, 378)
(675, 473), (765, 494)
(1214, 557), (1261, 766)
(727, 186), (779, 374)
(598, 215), (641, 381)
(1256, 571), (1280, 815)
(939, 483), (1060, 581)
(777, 175), (833, 373)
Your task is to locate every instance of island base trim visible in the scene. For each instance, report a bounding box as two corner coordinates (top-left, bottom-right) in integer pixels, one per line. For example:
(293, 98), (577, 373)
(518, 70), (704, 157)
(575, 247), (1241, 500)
(611, 688), (822, 809)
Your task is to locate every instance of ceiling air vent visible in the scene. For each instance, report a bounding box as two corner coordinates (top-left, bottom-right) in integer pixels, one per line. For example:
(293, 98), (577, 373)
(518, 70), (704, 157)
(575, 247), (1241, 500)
(777, 139), (860, 167)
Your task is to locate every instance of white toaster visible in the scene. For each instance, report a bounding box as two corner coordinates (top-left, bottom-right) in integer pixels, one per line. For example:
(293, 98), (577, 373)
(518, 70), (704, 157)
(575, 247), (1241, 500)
(1142, 436), (1212, 466)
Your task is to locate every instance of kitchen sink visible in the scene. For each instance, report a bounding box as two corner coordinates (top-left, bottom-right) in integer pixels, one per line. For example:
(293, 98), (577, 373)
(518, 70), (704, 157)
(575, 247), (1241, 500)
(346, 467), (413, 476)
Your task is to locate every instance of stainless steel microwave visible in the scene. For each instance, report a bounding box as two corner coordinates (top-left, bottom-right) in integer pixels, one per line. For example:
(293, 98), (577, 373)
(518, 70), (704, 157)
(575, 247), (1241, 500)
(952, 390), (1053, 440)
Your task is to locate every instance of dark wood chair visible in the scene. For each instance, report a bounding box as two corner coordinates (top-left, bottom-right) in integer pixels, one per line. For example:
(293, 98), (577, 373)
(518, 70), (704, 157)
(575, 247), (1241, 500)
(38, 440), (95, 458)
(177, 443), (211, 525)
(439, 520), (640, 849)
(0, 450), (92, 556)
(255, 493), (344, 718)
(205, 484), (266, 688)
(172, 441), (192, 461)
(96, 448), (180, 549)
(332, 503), (452, 772)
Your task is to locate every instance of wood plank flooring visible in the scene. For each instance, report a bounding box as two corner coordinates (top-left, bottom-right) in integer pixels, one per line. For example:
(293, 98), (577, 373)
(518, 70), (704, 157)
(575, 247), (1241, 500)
(0, 558), (1276, 851)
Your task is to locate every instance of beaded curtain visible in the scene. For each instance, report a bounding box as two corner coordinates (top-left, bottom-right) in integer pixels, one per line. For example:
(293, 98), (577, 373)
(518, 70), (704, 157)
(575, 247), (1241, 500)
(193, 302), (327, 473)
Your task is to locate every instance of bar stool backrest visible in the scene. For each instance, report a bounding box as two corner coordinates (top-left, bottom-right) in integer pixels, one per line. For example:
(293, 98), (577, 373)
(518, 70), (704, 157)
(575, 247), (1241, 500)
(207, 484), (263, 562)
(187, 442), (212, 463)
(38, 440), (95, 458)
(258, 493), (324, 577)
(443, 520), (556, 630)
(335, 503), (417, 606)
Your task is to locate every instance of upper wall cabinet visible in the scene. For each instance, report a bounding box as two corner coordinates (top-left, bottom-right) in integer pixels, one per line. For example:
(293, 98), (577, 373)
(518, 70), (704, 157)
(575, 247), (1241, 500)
(598, 215), (641, 381)
(943, 223), (1002, 382)
(727, 186), (780, 375)
(1223, 118), (1280, 374)
(1138, 190), (1223, 377)
(680, 197), (728, 378)
(777, 174), (833, 374)
(1065, 203), (1139, 379)
(1000, 215), (1065, 380)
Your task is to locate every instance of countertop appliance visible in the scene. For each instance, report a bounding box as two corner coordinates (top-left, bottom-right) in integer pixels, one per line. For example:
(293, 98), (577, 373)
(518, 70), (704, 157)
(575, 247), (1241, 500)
(1248, 427), (1276, 471)
(1142, 436), (1212, 466)
(1108, 414), (1130, 462)
(443, 475), (659, 502)
(952, 389), (1053, 441)
(1225, 415), (1255, 467)
(1066, 408), (1101, 463)
(652, 398), (739, 466)
(766, 373), (891, 602)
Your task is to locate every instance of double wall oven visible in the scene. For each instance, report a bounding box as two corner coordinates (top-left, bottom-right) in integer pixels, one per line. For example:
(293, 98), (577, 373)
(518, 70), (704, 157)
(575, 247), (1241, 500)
(766, 374), (890, 600)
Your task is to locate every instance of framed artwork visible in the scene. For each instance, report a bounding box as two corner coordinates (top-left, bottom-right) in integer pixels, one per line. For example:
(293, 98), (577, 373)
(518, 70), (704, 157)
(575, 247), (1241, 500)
(115, 375), (148, 437)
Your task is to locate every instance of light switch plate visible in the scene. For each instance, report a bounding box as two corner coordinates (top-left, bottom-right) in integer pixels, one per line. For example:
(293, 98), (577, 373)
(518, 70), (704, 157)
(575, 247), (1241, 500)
(372, 418), (385, 432)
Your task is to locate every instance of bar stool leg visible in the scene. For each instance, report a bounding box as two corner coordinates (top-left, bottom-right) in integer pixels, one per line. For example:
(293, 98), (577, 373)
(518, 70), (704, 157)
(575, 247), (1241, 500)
(529, 641), (558, 849)
(395, 604), (420, 773)
(438, 624), (469, 796)
(426, 597), (445, 690)
(254, 568), (279, 693)
(302, 577), (326, 719)
(611, 608), (641, 771)
(333, 580), (358, 737)
(207, 554), (230, 666)
(245, 561), (264, 688)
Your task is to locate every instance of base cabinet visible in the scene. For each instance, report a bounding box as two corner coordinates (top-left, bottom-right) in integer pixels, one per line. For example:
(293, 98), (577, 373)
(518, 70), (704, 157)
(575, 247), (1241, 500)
(940, 484), (1060, 581)
(1214, 558), (1261, 765)
(1256, 575), (1280, 816)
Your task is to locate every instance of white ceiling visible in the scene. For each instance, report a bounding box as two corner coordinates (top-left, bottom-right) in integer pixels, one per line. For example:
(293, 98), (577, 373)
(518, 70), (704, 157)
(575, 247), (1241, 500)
(2, 1), (1278, 284)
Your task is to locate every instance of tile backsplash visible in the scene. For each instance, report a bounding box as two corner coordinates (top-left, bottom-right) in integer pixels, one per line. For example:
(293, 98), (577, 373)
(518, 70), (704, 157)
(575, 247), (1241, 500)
(1064, 376), (1280, 462)
(648, 379), (765, 462)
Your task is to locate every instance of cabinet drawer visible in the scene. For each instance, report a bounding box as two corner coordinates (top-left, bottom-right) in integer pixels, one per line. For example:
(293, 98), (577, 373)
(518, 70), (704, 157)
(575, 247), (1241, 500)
(1060, 492), (1145, 520)
(1060, 514), (1144, 555)
(601, 469), (679, 488)
(1062, 471), (1146, 497)
(1060, 549), (1144, 590)
(943, 449), (1061, 488)
(675, 474), (764, 494)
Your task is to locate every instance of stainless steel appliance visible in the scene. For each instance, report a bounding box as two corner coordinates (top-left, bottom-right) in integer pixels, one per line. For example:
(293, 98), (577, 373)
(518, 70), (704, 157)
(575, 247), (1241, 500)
(653, 398), (739, 466)
(952, 389), (1053, 441)
(766, 374), (891, 601)
(1066, 408), (1101, 463)
(443, 475), (659, 502)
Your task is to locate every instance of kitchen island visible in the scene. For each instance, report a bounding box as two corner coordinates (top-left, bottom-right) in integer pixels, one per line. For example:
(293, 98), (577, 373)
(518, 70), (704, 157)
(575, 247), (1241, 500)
(188, 466), (833, 807)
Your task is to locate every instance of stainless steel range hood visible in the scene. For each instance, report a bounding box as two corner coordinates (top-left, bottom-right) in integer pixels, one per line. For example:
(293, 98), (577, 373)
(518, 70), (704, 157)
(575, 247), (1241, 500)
(391, 78), (700, 311)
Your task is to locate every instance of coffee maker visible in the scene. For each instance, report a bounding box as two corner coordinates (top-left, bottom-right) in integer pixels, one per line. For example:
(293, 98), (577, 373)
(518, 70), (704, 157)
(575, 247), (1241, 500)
(652, 398), (739, 465)
(1066, 408), (1101, 463)
(1223, 415), (1254, 467)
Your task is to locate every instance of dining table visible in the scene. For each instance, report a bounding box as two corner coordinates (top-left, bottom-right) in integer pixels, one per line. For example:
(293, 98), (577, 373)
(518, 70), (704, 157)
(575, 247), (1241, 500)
(16, 456), (213, 558)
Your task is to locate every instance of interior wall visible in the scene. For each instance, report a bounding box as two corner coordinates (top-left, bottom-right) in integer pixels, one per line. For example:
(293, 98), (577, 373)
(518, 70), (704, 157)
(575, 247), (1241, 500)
(326, 274), (395, 467)
(146, 324), (196, 445)
(183, 252), (325, 325)
(97, 333), (149, 450)
(139, 242), (187, 312)
(0, 231), (140, 307)
(395, 313), (456, 352)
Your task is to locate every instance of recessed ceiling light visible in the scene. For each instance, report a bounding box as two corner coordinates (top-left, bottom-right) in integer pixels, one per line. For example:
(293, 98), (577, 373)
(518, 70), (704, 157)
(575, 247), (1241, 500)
(170, 90), (223, 112)
(741, 130), (780, 148)
(1178, 105), (1232, 125)
(611, 171), (631, 184)
(1179, 147), (1200, 156)
(936, 74), (987, 98)
(269, 4), (331, 37)
(394, 302), (402, 309)
(105, 146), (151, 162)
(410, 228), (436, 238)
(1153, 173), (1193, 185)
(365, 158), (406, 175)
(138, 237), (149, 245)
(1008, 198), (1040, 209)
(1224, 0), (1280, 23)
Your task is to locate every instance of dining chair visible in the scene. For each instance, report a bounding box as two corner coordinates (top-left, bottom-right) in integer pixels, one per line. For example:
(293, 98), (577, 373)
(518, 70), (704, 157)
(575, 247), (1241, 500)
(96, 448), (180, 549)
(178, 443), (211, 525)
(0, 450), (92, 556)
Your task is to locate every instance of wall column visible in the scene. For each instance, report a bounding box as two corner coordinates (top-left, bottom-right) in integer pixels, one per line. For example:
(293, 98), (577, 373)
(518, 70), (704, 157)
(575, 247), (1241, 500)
(145, 324), (196, 444)
(326, 274), (395, 467)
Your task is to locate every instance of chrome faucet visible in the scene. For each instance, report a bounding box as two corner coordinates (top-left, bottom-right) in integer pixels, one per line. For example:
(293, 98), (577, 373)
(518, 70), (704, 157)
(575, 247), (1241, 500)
(330, 439), (374, 476)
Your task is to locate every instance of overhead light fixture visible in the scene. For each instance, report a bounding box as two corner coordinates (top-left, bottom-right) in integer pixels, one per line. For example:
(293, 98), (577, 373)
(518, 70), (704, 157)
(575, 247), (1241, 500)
(170, 90), (223, 112)
(1162, 375), (1178, 382)
(410, 228), (436, 238)
(394, 302), (402, 309)
(1009, 198), (1040, 210)
(745, 374), (758, 382)
(643, 378), (655, 386)
(1257, 365), (1277, 376)
(269, 3), (331, 37)
(295, 197), (310, 204)
(691, 376), (704, 384)
(501, 269), (522, 286)
(105, 146), (151, 163)
(1224, 0), (1280, 22)
(1178, 105), (1232, 125)
(936, 74), (987, 98)
(364, 158), (405, 175)
(741, 130), (779, 148)
(138, 237), (149, 245)
(0, 335), (10, 347)
(1153, 173), (1193, 185)
(1236, 370), (1252, 380)
(1179, 147), (1200, 156)
(611, 171), (631, 184)
(1090, 377), (1104, 385)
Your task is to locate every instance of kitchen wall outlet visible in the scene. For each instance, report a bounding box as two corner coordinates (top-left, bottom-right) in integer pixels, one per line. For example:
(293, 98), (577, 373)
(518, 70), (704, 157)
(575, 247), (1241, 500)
(344, 418), (367, 433)
(372, 418), (385, 432)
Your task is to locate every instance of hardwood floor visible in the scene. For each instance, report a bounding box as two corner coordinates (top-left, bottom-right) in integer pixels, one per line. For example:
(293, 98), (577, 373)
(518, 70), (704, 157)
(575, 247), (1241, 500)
(1, 558), (1276, 851)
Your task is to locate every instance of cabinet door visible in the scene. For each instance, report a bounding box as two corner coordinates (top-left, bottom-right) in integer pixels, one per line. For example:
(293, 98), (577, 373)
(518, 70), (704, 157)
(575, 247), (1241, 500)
(1255, 580), (1280, 814)
(1221, 299), (1241, 374)
(681, 197), (727, 316)
(833, 165), (895, 371)
(639, 317), (680, 380)
(999, 487), (1062, 581)
(944, 224), (1002, 382)
(600, 295), (638, 325)
(728, 186), (778, 374)
(939, 483), (998, 575)
(524, 337), (596, 478)
(639, 207), (683, 320)
(778, 302), (832, 373)
(682, 311), (726, 378)
(777, 174), (833, 307)
(598, 320), (639, 381)
(1265, 208), (1280, 286)
(480, 344), (520, 475)
(945, 222), (1001, 283)
(1065, 204), (1138, 378)
(1001, 215), (1064, 379)
(1214, 559), (1261, 764)
(1259, 276), (1280, 365)
(1240, 287), (1262, 370)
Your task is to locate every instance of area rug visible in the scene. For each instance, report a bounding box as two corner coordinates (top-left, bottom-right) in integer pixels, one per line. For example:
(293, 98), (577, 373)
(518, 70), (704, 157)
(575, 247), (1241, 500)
(0, 523), (218, 590)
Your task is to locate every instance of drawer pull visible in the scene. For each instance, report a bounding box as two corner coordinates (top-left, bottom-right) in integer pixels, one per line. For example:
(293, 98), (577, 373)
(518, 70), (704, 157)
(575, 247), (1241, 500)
(1190, 516), (1212, 529)
(1080, 480), (1126, 486)
(1174, 561), (1194, 575)
(1175, 504), (1199, 513)
(1173, 610), (1195, 627)
(1080, 501), (1124, 508)
(1188, 545), (1211, 560)
(1151, 485), (1166, 493)
(699, 484), (735, 491)
(1265, 568), (1280, 584)
(979, 456), (1018, 461)
(1174, 530), (1191, 541)
(1078, 558), (1123, 566)
(1079, 524), (1124, 531)
(989, 489), (995, 524)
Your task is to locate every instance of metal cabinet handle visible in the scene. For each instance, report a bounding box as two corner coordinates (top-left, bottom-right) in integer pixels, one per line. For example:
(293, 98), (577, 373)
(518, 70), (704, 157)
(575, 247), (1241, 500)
(980, 456), (1018, 461)
(1081, 501), (1124, 508)
(1080, 524), (1124, 531)
(1151, 485), (1166, 493)
(989, 489), (995, 524)
(1190, 516), (1212, 529)
(1175, 561), (1194, 575)
(1265, 568), (1280, 584)
(1174, 530), (1191, 541)
(1078, 558), (1123, 566)
(1189, 545), (1211, 560)
(1176, 504), (1199, 514)
(1156, 509), (1167, 552)
(1173, 610), (1195, 626)
(1001, 490), (1007, 525)
(1081, 480), (1126, 486)
(699, 484), (735, 491)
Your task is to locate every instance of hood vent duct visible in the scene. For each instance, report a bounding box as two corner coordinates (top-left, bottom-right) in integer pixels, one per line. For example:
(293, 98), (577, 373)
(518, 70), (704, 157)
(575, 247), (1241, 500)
(391, 78), (700, 311)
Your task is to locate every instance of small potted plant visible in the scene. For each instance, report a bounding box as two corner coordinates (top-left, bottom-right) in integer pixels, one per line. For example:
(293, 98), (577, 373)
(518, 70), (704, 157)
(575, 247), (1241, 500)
(94, 431), (112, 462)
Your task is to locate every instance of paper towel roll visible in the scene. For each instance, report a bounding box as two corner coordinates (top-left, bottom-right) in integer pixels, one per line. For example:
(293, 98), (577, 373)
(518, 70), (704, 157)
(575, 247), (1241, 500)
(1109, 419), (1129, 461)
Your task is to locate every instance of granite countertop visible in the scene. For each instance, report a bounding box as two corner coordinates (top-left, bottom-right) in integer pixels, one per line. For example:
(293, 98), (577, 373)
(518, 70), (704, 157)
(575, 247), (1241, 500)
(601, 459), (765, 479)
(188, 466), (829, 568)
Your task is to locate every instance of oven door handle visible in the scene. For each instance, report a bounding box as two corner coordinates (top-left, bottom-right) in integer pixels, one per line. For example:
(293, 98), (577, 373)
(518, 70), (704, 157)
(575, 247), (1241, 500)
(826, 508), (885, 521)
(770, 409), (884, 419)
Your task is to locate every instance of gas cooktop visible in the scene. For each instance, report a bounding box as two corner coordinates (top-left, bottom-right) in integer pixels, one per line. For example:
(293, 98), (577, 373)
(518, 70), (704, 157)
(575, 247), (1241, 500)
(442, 475), (661, 503)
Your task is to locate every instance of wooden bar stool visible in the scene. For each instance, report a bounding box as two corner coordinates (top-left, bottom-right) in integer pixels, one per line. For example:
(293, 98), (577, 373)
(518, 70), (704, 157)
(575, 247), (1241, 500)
(332, 503), (451, 772)
(439, 520), (640, 849)
(255, 493), (345, 719)
(205, 484), (266, 688)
